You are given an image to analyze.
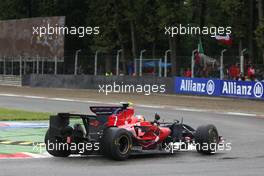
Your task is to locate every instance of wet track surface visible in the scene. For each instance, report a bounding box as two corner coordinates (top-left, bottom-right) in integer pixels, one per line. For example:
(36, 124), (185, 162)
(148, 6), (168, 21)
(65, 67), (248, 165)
(0, 95), (264, 176)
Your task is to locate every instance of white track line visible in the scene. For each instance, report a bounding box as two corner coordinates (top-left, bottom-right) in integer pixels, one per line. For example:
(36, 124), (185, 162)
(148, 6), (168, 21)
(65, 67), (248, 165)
(226, 112), (257, 117)
(0, 93), (116, 105)
(0, 93), (260, 117)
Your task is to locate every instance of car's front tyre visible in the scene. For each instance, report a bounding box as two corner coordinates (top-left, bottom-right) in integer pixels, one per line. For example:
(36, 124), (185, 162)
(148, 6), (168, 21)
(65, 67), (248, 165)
(195, 124), (219, 154)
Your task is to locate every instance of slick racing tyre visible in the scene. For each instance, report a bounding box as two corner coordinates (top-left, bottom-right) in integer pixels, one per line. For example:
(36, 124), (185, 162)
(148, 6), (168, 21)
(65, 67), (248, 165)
(44, 128), (72, 157)
(102, 128), (132, 160)
(195, 124), (219, 154)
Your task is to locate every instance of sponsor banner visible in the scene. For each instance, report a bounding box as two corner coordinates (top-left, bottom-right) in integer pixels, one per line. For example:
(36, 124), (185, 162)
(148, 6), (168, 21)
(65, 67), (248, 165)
(174, 77), (220, 96)
(221, 80), (264, 99)
(174, 77), (264, 100)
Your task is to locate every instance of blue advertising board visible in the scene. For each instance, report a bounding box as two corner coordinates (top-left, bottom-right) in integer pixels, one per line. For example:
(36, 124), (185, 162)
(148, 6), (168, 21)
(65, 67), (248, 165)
(174, 77), (264, 100)
(221, 80), (264, 99)
(174, 77), (221, 96)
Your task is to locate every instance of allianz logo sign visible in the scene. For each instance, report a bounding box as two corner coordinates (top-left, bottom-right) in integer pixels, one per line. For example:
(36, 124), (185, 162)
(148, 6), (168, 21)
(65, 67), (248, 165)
(180, 79), (215, 95)
(222, 81), (263, 98)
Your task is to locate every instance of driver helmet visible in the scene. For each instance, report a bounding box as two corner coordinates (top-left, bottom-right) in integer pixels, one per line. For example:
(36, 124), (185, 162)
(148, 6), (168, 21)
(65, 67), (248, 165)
(135, 115), (145, 122)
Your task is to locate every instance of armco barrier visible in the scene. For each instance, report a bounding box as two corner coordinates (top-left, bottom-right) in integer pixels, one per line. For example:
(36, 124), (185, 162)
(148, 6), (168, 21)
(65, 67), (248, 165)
(22, 75), (264, 100)
(174, 77), (264, 100)
(22, 74), (174, 93)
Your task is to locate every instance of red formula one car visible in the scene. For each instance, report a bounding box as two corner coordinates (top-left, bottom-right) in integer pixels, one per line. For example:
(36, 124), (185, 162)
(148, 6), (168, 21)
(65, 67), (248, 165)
(45, 103), (221, 160)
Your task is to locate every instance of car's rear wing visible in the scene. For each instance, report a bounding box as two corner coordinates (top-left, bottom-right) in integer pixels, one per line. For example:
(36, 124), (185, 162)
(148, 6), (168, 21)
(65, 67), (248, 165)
(48, 103), (131, 140)
(90, 103), (130, 115)
(90, 106), (123, 115)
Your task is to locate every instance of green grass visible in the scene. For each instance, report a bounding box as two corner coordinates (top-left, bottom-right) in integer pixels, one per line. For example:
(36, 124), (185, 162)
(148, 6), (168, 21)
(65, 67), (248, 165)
(0, 107), (52, 121)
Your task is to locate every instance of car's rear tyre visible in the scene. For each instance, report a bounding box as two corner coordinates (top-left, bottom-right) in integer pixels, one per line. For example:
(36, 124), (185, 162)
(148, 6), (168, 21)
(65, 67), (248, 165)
(102, 128), (132, 160)
(195, 124), (219, 154)
(44, 128), (71, 157)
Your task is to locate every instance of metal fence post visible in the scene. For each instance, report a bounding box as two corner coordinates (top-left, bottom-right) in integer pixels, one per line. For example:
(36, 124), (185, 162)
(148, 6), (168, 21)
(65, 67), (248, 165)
(54, 56), (57, 75)
(240, 49), (247, 76)
(24, 58), (26, 75)
(159, 58), (162, 77)
(134, 58), (137, 76)
(164, 49), (171, 77)
(116, 49), (122, 76)
(33, 59), (35, 74)
(139, 49), (146, 76)
(220, 49), (227, 80)
(11, 58), (14, 75)
(191, 49), (197, 78)
(42, 58), (44, 75)
(94, 51), (98, 75)
(3, 57), (6, 75)
(19, 56), (22, 77)
(36, 55), (39, 74)
(74, 49), (81, 75)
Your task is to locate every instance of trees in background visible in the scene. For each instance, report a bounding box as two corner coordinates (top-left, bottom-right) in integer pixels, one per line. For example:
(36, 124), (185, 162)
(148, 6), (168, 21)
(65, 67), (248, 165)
(256, 0), (264, 63)
(220, 0), (249, 56)
(0, 0), (263, 75)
